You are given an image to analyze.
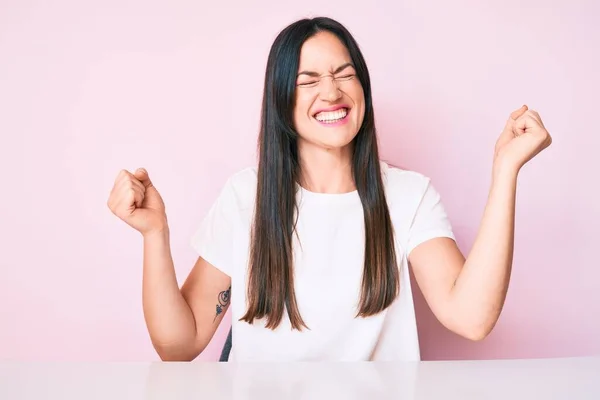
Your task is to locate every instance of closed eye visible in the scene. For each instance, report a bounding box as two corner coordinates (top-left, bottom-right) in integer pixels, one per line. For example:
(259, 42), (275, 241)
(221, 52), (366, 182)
(297, 81), (319, 87)
(296, 73), (356, 87)
(335, 74), (355, 81)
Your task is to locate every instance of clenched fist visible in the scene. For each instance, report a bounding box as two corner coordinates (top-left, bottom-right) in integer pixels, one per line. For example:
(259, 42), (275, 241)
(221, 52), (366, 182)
(107, 168), (167, 235)
(494, 105), (553, 174)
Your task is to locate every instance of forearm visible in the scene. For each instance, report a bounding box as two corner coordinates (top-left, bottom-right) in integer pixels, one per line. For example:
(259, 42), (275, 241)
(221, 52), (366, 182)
(141, 228), (198, 360)
(450, 165), (519, 337)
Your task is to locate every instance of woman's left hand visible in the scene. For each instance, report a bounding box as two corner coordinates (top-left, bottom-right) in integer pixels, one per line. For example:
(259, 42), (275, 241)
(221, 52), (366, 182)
(493, 105), (553, 174)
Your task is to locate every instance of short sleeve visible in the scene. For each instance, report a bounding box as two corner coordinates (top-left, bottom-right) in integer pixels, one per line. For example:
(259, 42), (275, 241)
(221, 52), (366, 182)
(190, 178), (238, 277)
(406, 179), (456, 256)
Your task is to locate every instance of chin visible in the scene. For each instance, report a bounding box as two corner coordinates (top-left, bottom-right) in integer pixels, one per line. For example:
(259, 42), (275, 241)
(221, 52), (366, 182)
(313, 132), (357, 151)
(296, 118), (360, 152)
(322, 137), (355, 150)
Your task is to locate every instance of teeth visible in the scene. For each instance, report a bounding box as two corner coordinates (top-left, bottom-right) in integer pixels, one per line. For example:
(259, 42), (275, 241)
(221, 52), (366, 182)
(315, 108), (348, 122)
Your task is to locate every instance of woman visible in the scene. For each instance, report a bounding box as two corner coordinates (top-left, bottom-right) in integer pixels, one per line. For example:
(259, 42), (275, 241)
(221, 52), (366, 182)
(107, 17), (552, 362)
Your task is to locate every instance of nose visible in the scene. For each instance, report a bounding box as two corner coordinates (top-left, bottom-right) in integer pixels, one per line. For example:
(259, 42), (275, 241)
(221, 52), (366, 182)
(319, 76), (342, 102)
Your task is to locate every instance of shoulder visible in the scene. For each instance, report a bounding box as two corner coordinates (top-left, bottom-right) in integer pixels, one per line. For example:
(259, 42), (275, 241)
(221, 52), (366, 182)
(381, 161), (434, 205)
(224, 166), (258, 193)
(380, 161), (455, 251)
(217, 166), (258, 211)
(381, 160), (451, 229)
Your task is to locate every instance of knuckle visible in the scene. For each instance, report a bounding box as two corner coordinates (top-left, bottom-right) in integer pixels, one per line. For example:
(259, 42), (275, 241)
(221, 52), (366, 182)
(123, 189), (135, 204)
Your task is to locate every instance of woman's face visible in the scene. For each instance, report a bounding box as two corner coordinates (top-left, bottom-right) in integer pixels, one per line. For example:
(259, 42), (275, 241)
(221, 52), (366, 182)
(293, 31), (365, 152)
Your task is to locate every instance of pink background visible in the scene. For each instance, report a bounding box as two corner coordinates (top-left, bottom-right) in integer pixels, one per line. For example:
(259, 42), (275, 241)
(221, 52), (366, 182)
(1, 0), (598, 362)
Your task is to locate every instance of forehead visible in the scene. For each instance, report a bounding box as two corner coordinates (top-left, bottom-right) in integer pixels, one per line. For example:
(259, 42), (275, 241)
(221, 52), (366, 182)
(297, 31), (352, 71)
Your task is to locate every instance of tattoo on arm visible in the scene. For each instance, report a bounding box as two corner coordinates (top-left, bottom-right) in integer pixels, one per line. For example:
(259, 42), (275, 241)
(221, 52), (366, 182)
(214, 285), (231, 322)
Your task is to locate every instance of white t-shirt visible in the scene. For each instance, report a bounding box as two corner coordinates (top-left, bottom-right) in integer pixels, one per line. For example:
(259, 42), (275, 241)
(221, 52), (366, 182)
(191, 161), (455, 361)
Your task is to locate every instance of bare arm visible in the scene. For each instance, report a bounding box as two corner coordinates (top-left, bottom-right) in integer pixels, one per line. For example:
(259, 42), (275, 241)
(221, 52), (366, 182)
(409, 168), (517, 341)
(106, 167), (231, 360)
(142, 227), (231, 361)
(409, 106), (551, 341)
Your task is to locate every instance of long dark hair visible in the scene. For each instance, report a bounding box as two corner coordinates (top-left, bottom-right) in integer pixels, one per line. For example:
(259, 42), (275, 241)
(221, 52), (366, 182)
(240, 17), (399, 330)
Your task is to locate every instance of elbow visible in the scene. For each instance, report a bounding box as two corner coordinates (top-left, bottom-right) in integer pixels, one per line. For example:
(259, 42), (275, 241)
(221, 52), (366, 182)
(457, 320), (496, 342)
(156, 350), (194, 362)
(153, 340), (205, 362)
(442, 304), (499, 342)
(443, 314), (495, 341)
(461, 326), (490, 342)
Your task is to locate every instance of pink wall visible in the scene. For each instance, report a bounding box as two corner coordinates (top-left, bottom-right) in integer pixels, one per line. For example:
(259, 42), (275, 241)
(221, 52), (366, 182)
(1, 0), (598, 361)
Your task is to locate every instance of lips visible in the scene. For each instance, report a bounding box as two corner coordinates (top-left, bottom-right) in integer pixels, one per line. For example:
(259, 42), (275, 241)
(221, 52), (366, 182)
(313, 105), (351, 123)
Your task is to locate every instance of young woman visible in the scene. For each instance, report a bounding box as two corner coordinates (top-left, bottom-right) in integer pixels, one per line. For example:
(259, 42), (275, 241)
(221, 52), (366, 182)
(107, 17), (552, 362)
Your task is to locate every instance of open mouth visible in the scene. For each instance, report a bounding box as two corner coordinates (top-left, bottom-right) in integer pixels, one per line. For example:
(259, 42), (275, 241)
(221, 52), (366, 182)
(313, 107), (350, 124)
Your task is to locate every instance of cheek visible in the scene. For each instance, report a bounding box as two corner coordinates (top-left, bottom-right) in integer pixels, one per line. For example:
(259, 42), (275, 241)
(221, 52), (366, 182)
(352, 88), (366, 120)
(293, 95), (313, 124)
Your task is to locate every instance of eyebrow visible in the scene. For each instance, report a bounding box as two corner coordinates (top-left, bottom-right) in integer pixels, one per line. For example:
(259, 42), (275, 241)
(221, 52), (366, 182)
(297, 62), (355, 78)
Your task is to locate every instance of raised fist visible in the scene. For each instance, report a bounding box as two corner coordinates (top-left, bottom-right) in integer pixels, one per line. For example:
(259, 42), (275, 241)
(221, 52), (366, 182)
(107, 168), (167, 235)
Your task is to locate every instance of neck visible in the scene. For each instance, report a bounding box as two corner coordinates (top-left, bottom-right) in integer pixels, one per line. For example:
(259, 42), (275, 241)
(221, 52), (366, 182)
(297, 141), (355, 194)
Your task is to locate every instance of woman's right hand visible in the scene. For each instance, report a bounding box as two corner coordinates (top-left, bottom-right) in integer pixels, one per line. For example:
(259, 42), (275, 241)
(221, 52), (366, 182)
(107, 168), (167, 235)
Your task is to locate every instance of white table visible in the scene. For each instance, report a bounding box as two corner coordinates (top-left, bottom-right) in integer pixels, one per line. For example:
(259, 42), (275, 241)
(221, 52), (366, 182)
(1, 356), (598, 399)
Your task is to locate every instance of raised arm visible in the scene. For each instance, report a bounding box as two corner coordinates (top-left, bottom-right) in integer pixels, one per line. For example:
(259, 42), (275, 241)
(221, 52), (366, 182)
(409, 105), (552, 340)
(108, 168), (231, 361)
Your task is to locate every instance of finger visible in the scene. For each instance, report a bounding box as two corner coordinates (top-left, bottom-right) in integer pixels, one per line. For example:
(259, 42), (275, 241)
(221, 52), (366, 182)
(121, 185), (144, 211)
(115, 169), (133, 187)
(514, 114), (538, 136)
(115, 173), (145, 195)
(510, 105), (528, 121)
(134, 168), (154, 189)
(129, 176), (146, 193)
(109, 172), (133, 211)
(525, 110), (545, 129)
(501, 105), (528, 137)
(132, 186), (144, 208)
